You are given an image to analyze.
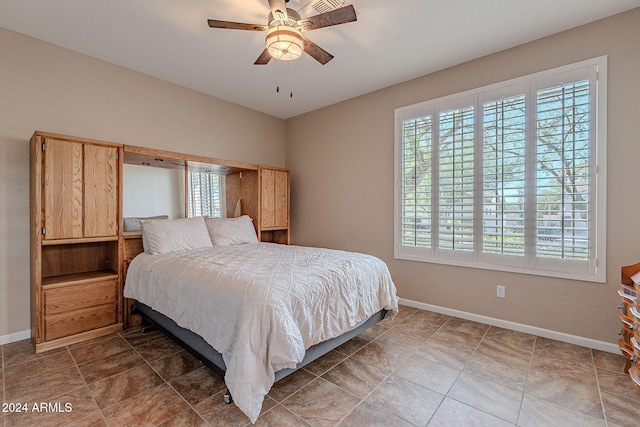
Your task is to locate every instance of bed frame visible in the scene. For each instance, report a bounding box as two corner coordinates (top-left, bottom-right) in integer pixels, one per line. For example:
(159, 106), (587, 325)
(132, 301), (387, 398)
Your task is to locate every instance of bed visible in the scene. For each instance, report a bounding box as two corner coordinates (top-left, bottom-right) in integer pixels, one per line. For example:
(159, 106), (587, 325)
(123, 216), (399, 423)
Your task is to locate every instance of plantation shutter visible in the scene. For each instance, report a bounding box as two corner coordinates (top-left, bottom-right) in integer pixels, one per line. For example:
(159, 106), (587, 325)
(400, 115), (433, 248)
(535, 80), (590, 261)
(188, 171), (222, 218)
(438, 106), (475, 253)
(482, 95), (526, 257)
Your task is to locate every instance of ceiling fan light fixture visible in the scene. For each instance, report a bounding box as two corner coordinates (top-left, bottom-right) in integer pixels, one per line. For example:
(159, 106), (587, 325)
(265, 26), (303, 61)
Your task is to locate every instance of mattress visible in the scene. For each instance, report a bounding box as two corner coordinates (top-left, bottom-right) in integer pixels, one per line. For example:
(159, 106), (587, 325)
(124, 242), (398, 423)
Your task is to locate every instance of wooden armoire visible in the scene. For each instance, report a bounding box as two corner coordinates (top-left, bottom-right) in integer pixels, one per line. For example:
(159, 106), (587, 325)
(30, 132), (123, 353)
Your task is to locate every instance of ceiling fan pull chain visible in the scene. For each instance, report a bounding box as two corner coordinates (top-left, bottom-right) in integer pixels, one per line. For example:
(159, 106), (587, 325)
(276, 59), (280, 93)
(289, 60), (294, 98)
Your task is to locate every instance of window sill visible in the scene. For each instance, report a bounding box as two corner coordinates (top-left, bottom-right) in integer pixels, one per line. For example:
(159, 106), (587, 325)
(394, 251), (605, 283)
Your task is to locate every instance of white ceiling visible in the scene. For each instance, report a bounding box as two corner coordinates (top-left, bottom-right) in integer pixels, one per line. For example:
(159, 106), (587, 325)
(1, 0), (638, 119)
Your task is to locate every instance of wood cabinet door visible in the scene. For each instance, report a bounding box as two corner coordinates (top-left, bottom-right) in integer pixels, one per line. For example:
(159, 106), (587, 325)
(84, 144), (118, 237)
(43, 139), (83, 240)
(260, 168), (276, 229)
(274, 169), (289, 228)
(260, 168), (289, 229)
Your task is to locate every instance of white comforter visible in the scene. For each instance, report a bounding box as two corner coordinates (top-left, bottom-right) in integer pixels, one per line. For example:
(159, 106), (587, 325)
(124, 243), (398, 423)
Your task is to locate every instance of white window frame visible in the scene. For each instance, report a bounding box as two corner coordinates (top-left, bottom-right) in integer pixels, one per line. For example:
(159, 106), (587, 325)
(394, 56), (607, 282)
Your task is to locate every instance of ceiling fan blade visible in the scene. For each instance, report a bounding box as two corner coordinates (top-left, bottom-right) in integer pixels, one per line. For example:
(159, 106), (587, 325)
(301, 36), (333, 65)
(254, 48), (272, 65)
(268, 0), (288, 22)
(299, 5), (357, 31)
(207, 19), (268, 31)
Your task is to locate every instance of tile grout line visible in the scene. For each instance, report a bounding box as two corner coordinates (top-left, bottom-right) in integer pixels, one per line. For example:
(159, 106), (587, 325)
(66, 344), (111, 427)
(277, 313), (412, 426)
(417, 316), (458, 426)
(515, 334), (538, 426)
(73, 332), (143, 426)
(522, 339), (609, 425)
(437, 323), (523, 426)
(116, 329), (202, 426)
(143, 353), (212, 426)
(5, 343), (106, 427)
(591, 348), (611, 427)
(333, 311), (454, 427)
(345, 308), (428, 417)
(64, 330), (163, 425)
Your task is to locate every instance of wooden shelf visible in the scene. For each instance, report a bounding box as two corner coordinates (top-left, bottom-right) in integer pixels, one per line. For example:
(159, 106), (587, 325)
(42, 270), (118, 288)
(42, 236), (119, 246)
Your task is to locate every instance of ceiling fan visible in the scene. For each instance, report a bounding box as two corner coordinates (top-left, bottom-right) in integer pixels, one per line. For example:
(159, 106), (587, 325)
(207, 0), (357, 65)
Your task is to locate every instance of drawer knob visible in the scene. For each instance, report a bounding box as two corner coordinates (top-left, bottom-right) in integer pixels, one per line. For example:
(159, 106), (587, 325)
(620, 329), (625, 336)
(631, 355), (638, 363)
(619, 303), (625, 309)
(632, 323), (637, 331)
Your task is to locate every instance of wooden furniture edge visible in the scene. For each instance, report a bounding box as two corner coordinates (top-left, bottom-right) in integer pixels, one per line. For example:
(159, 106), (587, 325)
(30, 133), (43, 346)
(34, 323), (123, 354)
(32, 131), (122, 148)
(622, 262), (640, 286)
(124, 144), (259, 173)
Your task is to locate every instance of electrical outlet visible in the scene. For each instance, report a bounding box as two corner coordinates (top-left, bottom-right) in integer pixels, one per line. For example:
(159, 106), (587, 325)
(497, 285), (506, 298)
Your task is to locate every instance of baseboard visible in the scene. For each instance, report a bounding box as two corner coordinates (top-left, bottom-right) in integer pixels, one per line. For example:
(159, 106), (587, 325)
(0, 329), (30, 346)
(398, 298), (620, 354)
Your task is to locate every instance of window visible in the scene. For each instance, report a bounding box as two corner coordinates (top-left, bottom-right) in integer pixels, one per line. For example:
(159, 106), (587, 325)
(187, 170), (224, 218)
(395, 57), (606, 282)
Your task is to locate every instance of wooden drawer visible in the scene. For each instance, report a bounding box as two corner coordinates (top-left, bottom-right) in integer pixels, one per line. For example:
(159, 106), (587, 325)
(45, 303), (117, 341)
(619, 337), (634, 359)
(631, 307), (640, 339)
(44, 279), (117, 315)
(620, 285), (637, 301)
(620, 313), (636, 334)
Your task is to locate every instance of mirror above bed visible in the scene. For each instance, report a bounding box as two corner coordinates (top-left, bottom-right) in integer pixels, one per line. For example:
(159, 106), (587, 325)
(123, 144), (260, 221)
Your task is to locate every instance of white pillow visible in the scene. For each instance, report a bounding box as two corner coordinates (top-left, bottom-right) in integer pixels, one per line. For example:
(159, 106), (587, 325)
(205, 215), (259, 246)
(141, 217), (213, 254)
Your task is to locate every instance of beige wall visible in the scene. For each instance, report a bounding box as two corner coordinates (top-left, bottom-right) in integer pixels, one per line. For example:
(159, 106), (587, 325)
(285, 8), (640, 343)
(0, 28), (285, 338)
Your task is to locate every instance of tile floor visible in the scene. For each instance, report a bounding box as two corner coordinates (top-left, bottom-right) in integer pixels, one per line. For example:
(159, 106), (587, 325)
(2, 306), (640, 426)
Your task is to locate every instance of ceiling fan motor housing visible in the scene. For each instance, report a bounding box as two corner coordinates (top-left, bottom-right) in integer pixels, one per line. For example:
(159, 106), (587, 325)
(268, 8), (301, 27)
